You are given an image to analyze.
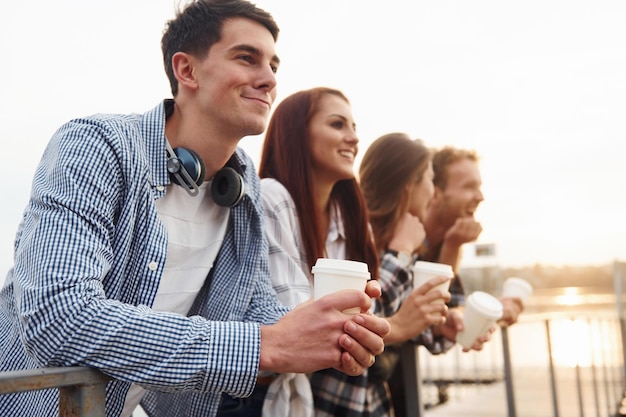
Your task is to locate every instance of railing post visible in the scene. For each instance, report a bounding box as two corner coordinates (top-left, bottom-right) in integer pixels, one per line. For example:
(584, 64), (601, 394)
(59, 380), (107, 417)
(614, 261), (626, 383)
(501, 325), (517, 417)
(401, 343), (424, 417)
(588, 318), (602, 417)
(575, 359), (585, 417)
(546, 319), (560, 417)
(600, 319), (615, 416)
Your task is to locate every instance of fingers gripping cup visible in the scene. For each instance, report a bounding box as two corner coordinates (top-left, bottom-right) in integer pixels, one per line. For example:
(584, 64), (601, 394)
(456, 291), (503, 349)
(412, 261), (454, 304)
(312, 258), (370, 314)
(501, 277), (533, 302)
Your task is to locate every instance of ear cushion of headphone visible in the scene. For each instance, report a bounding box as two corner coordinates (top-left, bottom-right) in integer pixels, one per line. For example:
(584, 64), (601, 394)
(173, 147), (206, 188)
(211, 167), (245, 208)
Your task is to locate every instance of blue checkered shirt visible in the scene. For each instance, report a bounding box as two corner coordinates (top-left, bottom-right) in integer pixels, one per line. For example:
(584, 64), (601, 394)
(0, 100), (287, 417)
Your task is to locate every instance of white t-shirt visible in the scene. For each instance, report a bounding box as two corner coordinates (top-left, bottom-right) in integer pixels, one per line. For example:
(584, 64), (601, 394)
(121, 181), (229, 417)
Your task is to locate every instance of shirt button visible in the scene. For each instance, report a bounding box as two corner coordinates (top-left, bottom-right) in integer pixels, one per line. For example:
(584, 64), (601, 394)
(156, 185), (165, 192)
(148, 261), (158, 271)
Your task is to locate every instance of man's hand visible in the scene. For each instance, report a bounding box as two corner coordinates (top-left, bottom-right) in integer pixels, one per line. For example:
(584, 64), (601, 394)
(259, 289), (389, 376)
(462, 324), (496, 352)
(444, 216), (482, 248)
(365, 279), (382, 299)
(499, 297), (523, 326)
(437, 217), (482, 271)
(432, 306), (495, 351)
(336, 313), (389, 375)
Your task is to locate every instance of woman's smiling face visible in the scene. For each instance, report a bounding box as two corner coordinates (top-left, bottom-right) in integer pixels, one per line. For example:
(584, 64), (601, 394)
(308, 93), (359, 185)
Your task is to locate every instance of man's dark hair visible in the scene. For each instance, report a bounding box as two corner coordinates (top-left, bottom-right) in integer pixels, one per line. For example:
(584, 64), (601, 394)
(161, 0), (279, 96)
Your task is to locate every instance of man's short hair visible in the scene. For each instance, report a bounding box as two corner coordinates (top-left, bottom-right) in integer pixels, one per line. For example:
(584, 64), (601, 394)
(432, 146), (480, 189)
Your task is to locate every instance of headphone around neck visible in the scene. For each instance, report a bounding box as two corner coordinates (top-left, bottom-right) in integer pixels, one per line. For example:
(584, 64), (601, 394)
(165, 140), (245, 207)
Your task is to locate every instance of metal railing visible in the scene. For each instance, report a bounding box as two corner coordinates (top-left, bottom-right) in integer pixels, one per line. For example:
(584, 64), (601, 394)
(398, 260), (626, 417)
(5, 316), (618, 417)
(2, 262), (625, 416)
(398, 314), (626, 417)
(0, 366), (110, 417)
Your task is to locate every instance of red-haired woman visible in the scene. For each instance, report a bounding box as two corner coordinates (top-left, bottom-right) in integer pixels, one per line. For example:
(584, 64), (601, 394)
(255, 88), (450, 417)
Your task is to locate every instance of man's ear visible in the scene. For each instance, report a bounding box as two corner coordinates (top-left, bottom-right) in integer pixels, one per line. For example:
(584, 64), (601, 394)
(171, 52), (198, 91)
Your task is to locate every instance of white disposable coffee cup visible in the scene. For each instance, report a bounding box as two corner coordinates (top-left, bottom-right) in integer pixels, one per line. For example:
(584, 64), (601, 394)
(312, 258), (370, 314)
(412, 261), (454, 303)
(456, 291), (503, 349)
(501, 277), (533, 302)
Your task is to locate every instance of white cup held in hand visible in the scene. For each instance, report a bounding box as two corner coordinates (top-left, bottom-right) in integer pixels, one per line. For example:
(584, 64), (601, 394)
(501, 277), (533, 302)
(456, 291), (503, 349)
(312, 258), (370, 314)
(412, 261), (454, 304)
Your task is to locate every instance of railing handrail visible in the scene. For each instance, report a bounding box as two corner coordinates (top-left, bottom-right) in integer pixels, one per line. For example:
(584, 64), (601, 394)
(0, 366), (110, 417)
(0, 366), (109, 394)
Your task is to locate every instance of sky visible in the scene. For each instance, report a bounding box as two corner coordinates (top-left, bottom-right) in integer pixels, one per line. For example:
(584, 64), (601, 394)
(0, 0), (625, 281)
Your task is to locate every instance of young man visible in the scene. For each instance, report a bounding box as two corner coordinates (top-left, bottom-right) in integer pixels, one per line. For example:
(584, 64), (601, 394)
(0, 1), (388, 416)
(422, 147), (484, 280)
(423, 146), (522, 325)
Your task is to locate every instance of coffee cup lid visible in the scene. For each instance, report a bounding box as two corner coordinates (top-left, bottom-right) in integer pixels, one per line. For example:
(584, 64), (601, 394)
(412, 261), (454, 278)
(467, 291), (503, 319)
(311, 258), (370, 279)
(503, 277), (533, 291)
